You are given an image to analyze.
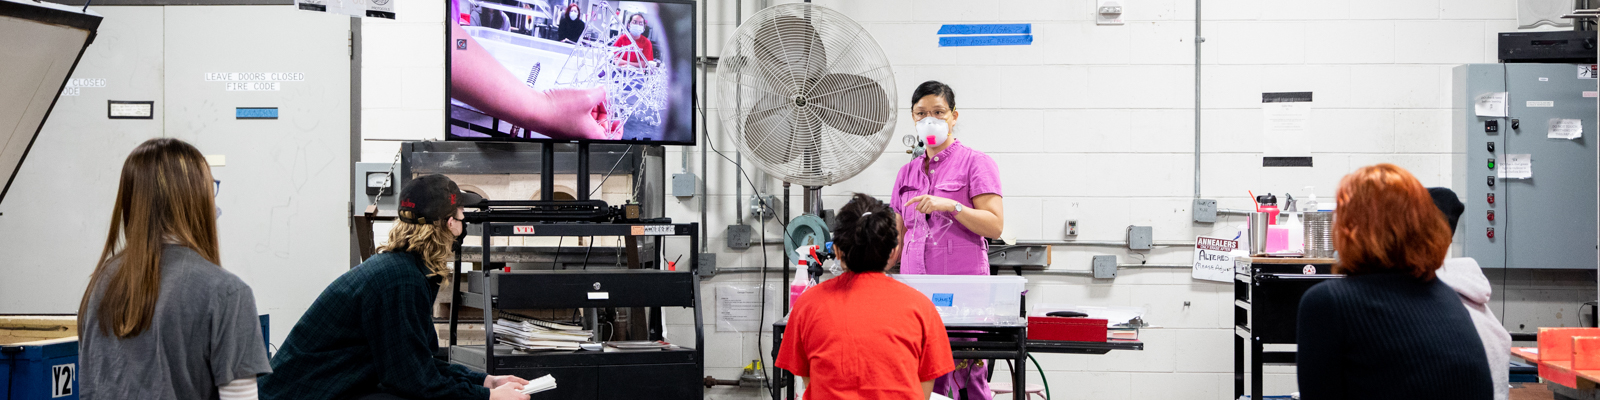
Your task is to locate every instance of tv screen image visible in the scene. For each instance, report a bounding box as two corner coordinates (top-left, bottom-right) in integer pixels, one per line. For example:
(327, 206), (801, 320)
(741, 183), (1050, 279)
(447, 0), (694, 144)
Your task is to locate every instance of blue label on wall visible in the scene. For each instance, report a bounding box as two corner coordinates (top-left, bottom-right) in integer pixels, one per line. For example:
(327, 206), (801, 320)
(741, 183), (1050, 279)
(937, 24), (1032, 47)
(236, 107), (279, 119)
(931, 293), (954, 307)
(939, 35), (1034, 47)
(938, 24), (1031, 35)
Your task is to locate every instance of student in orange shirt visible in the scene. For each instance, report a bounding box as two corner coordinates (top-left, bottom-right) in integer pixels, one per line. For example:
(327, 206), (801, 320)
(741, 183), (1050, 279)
(776, 193), (955, 399)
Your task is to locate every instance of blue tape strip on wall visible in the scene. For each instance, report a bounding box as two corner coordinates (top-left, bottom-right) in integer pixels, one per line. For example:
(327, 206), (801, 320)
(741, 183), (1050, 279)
(937, 23), (1031, 35)
(939, 35), (1033, 47)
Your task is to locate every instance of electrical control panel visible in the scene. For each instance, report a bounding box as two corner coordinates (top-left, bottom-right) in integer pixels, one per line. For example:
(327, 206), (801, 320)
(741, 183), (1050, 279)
(1452, 63), (1598, 269)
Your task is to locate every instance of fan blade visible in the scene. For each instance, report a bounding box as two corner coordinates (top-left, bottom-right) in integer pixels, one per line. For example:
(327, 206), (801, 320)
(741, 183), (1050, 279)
(743, 92), (796, 165)
(786, 108), (827, 185)
(752, 15), (828, 92)
(808, 73), (891, 137)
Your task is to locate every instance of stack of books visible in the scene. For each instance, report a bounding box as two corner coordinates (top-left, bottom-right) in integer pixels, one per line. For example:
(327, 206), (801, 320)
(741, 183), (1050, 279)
(492, 317), (592, 352)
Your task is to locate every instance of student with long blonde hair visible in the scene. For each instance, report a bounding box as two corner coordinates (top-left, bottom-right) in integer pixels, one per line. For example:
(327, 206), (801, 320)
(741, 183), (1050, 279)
(261, 174), (531, 400)
(78, 138), (271, 400)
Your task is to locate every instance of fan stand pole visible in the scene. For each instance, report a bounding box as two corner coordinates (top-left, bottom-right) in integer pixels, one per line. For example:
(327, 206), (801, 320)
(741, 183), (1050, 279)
(802, 186), (823, 217)
(782, 182), (792, 315)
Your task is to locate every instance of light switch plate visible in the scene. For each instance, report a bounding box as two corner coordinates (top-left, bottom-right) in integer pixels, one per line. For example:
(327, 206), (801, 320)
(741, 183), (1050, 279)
(1096, 0), (1124, 25)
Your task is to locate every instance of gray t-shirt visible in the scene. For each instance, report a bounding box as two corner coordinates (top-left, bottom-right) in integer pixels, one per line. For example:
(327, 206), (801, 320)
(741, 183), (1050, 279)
(79, 244), (272, 400)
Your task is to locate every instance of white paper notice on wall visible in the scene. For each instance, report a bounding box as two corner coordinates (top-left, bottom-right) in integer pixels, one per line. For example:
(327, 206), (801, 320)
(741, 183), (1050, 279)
(1548, 118), (1583, 139)
(1498, 154), (1532, 179)
(715, 284), (779, 332)
(1475, 92), (1508, 117)
(1528, 100), (1555, 108)
(1262, 92), (1313, 157)
(1192, 236), (1239, 283)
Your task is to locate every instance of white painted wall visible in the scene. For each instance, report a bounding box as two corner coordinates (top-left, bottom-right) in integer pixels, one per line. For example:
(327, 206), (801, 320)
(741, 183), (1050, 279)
(0, 6), (354, 350)
(355, 0), (1580, 398)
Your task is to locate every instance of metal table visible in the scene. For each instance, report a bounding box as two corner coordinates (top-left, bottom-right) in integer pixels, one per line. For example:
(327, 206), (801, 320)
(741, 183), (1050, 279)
(1234, 257), (1341, 400)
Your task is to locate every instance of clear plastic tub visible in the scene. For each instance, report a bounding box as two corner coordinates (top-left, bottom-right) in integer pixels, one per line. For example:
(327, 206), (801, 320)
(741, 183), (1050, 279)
(891, 275), (1027, 324)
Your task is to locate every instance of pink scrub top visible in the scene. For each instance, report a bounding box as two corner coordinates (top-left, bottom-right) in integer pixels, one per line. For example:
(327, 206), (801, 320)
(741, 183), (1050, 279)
(891, 140), (1003, 276)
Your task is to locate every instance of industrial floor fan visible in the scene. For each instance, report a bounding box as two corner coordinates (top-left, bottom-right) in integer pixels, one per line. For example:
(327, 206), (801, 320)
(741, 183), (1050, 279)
(716, 3), (897, 281)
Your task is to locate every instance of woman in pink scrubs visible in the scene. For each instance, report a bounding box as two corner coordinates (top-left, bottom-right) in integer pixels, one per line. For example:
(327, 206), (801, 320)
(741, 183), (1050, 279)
(890, 80), (1005, 399)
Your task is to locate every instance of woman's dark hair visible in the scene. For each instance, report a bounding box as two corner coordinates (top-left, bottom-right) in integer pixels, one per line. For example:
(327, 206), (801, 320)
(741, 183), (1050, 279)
(832, 193), (900, 272)
(911, 80), (956, 110)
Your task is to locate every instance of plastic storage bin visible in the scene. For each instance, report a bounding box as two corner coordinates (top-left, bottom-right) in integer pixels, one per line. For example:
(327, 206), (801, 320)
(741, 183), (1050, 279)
(891, 275), (1026, 324)
(1, 337), (79, 400)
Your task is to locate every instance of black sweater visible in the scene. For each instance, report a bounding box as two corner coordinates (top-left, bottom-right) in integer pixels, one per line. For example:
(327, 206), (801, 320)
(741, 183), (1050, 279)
(260, 252), (489, 400)
(1296, 272), (1492, 400)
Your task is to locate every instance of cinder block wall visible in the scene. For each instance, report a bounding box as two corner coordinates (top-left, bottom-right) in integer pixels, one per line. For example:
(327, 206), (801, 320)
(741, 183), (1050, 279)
(357, 0), (1592, 398)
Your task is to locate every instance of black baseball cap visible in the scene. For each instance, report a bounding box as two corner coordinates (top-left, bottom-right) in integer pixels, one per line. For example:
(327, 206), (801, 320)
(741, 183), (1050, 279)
(397, 174), (484, 224)
(1428, 187), (1464, 234)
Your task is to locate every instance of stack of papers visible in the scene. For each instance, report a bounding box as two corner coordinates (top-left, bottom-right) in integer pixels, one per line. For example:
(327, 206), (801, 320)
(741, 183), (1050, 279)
(493, 318), (592, 352)
(519, 374), (557, 395)
(602, 340), (673, 352)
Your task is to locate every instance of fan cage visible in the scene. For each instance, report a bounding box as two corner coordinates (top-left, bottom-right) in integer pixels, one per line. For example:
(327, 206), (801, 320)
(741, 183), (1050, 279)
(716, 3), (897, 188)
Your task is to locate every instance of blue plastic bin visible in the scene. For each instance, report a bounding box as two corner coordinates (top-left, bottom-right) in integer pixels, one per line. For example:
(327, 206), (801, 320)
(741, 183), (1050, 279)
(1, 337), (79, 400)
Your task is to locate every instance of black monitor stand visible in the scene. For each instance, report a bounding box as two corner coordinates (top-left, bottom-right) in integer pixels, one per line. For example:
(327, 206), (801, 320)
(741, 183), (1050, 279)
(466, 142), (612, 222)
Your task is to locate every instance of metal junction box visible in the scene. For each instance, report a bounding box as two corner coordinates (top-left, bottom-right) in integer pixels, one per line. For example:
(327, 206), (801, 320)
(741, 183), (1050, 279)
(1452, 63), (1598, 269)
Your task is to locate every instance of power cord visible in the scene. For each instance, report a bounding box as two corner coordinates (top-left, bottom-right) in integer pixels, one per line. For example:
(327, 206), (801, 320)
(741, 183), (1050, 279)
(588, 145), (635, 199)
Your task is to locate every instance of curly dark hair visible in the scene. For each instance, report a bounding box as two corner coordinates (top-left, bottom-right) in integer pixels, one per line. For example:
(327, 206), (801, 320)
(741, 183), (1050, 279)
(832, 193), (901, 272)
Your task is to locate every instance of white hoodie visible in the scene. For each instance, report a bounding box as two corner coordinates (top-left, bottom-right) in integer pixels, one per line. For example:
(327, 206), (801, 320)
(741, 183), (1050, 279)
(1435, 257), (1512, 400)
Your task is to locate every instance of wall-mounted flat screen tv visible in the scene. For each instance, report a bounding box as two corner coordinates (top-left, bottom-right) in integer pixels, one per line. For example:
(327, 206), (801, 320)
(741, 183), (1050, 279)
(446, 0), (694, 144)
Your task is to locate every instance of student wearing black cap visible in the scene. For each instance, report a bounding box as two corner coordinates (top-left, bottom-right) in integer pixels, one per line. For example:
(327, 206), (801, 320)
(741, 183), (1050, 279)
(261, 175), (531, 400)
(1429, 187), (1512, 400)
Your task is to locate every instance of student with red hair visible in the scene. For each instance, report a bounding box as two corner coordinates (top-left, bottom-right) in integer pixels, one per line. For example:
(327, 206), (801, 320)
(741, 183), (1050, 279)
(1296, 164), (1492, 400)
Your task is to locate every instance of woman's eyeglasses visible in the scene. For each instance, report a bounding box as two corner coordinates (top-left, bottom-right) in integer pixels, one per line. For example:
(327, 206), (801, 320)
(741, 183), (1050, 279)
(214, 179), (222, 198)
(913, 109), (949, 119)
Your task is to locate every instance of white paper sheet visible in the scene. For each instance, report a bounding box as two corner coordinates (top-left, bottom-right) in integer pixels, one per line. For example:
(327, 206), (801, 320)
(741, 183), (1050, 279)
(716, 284), (780, 332)
(1192, 236), (1239, 283)
(1498, 154), (1532, 179)
(1475, 92), (1508, 117)
(1263, 101), (1311, 157)
(1548, 118), (1583, 139)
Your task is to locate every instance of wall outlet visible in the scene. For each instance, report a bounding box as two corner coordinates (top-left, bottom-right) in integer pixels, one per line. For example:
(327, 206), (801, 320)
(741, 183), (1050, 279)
(1192, 199), (1218, 223)
(750, 195), (780, 221)
(1092, 255), (1118, 279)
(1066, 220), (1079, 236)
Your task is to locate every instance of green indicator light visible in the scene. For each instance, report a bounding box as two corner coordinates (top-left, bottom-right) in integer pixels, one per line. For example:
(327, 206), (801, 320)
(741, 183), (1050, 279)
(1488, 159), (1496, 169)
